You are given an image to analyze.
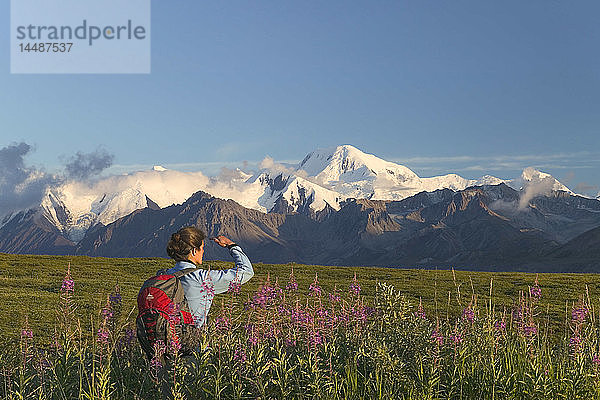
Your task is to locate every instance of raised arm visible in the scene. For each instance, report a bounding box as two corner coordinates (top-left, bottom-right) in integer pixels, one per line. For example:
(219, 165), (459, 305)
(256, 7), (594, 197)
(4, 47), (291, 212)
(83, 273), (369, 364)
(209, 236), (254, 294)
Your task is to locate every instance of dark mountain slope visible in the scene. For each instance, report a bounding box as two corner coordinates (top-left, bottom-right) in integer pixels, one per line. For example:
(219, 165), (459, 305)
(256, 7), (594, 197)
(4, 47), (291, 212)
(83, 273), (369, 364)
(0, 209), (76, 255)
(547, 226), (600, 261)
(77, 191), (302, 263)
(381, 188), (558, 267)
(3, 184), (600, 271)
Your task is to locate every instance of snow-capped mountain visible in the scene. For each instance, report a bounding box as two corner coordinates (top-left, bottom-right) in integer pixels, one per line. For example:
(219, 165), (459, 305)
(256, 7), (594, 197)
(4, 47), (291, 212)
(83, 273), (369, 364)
(299, 145), (421, 189)
(249, 145), (577, 215)
(290, 145), (512, 202)
(1, 144), (576, 244)
(248, 172), (342, 214)
(296, 145), (423, 200)
(420, 174), (506, 193)
(39, 169), (210, 241)
(509, 167), (573, 194)
(71, 184), (600, 271)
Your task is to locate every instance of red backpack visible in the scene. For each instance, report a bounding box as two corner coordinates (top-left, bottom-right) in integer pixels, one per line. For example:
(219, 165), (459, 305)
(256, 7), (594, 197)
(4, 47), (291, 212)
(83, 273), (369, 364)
(136, 268), (197, 360)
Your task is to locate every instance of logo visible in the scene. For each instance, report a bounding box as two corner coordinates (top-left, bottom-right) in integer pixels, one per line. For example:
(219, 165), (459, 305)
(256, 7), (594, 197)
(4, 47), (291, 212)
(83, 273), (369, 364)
(11, 0), (151, 74)
(16, 20), (147, 46)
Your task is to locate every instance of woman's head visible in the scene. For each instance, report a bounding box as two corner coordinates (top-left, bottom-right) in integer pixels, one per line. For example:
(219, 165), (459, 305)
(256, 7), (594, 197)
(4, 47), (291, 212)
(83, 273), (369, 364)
(166, 226), (206, 263)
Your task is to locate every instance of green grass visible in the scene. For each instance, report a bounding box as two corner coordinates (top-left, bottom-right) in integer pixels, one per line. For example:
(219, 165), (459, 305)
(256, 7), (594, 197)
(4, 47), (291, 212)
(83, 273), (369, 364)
(1, 252), (599, 343)
(3, 253), (600, 399)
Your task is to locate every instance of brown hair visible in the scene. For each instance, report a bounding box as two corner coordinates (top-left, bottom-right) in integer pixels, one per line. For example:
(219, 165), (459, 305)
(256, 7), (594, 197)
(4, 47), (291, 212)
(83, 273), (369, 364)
(166, 226), (206, 262)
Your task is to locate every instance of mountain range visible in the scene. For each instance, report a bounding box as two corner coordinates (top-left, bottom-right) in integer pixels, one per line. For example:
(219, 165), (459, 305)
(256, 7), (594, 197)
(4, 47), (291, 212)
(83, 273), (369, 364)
(0, 145), (597, 272)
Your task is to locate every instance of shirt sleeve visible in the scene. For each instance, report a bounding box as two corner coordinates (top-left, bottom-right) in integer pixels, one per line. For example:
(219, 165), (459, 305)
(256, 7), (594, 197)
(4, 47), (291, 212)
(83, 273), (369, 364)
(209, 245), (254, 294)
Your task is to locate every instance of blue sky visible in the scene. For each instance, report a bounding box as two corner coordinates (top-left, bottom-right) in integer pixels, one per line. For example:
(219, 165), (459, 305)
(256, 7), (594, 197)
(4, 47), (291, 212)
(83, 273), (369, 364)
(2, 1), (599, 196)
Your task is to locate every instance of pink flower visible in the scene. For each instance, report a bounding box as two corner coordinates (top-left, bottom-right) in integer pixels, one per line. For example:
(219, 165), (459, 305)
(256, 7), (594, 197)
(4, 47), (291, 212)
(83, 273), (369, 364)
(290, 308), (313, 326)
(233, 348), (247, 363)
(462, 306), (474, 323)
(21, 329), (33, 339)
(61, 265), (74, 293)
(328, 288), (341, 303)
(308, 331), (323, 348)
(286, 269), (298, 291)
(569, 335), (582, 354)
(449, 332), (463, 345)
(169, 338), (181, 352)
(572, 304), (589, 324)
(247, 279), (282, 309)
(494, 320), (506, 333)
(228, 280), (241, 295)
(521, 323), (537, 338)
(530, 284), (541, 300)
(349, 273), (361, 296)
(245, 324), (260, 346)
(308, 273), (322, 297)
(352, 305), (373, 323)
(530, 275), (541, 300)
(97, 328), (109, 344)
(201, 274), (216, 298)
(101, 307), (113, 320)
(414, 299), (426, 319)
(431, 329), (443, 346)
(150, 340), (167, 368)
(61, 279), (74, 293)
(154, 340), (166, 356)
(167, 303), (182, 325)
(215, 315), (230, 332)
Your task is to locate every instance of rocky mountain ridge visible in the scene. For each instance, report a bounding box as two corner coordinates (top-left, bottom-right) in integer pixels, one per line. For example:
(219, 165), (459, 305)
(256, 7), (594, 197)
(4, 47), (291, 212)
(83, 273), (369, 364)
(2, 183), (597, 272)
(1, 145), (575, 243)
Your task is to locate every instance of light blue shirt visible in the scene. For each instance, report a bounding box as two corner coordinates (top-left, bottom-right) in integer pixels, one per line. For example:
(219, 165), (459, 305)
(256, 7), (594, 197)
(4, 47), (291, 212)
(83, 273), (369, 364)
(166, 245), (254, 327)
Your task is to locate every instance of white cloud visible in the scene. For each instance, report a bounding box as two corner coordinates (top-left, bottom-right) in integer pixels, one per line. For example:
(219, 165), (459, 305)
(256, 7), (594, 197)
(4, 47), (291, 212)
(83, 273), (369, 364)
(518, 167), (556, 210)
(0, 142), (59, 217)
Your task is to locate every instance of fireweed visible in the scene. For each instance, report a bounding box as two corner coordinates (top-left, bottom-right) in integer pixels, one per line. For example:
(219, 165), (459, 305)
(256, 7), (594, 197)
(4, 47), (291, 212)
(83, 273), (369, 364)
(349, 272), (361, 296)
(286, 268), (298, 291)
(5, 269), (600, 399)
(415, 298), (426, 319)
(308, 273), (322, 297)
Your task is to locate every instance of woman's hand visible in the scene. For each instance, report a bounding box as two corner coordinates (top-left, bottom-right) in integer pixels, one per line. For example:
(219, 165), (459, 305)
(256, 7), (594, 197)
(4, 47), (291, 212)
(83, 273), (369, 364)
(210, 235), (236, 248)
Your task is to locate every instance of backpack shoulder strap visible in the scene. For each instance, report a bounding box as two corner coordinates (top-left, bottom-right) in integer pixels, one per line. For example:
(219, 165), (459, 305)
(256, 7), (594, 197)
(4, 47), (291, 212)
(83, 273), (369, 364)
(172, 268), (198, 278)
(153, 268), (197, 279)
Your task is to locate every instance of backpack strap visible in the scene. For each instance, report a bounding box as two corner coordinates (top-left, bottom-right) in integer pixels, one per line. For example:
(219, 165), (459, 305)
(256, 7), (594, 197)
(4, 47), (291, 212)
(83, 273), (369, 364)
(172, 268), (198, 278)
(169, 268), (198, 331)
(155, 267), (197, 278)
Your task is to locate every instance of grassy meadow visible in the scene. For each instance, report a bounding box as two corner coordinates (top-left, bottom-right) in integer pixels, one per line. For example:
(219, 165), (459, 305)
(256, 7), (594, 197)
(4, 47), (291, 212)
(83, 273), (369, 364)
(2, 252), (600, 399)
(1, 253), (598, 342)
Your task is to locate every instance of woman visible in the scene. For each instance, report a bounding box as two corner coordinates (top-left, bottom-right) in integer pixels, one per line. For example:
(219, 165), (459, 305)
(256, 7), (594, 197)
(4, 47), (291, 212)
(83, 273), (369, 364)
(155, 226), (254, 399)
(165, 226), (254, 328)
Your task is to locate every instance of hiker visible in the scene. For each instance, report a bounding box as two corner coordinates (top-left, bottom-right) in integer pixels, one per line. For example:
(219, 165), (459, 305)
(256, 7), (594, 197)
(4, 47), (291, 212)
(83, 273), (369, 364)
(164, 226), (254, 328)
(136, 226), (254, 398)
